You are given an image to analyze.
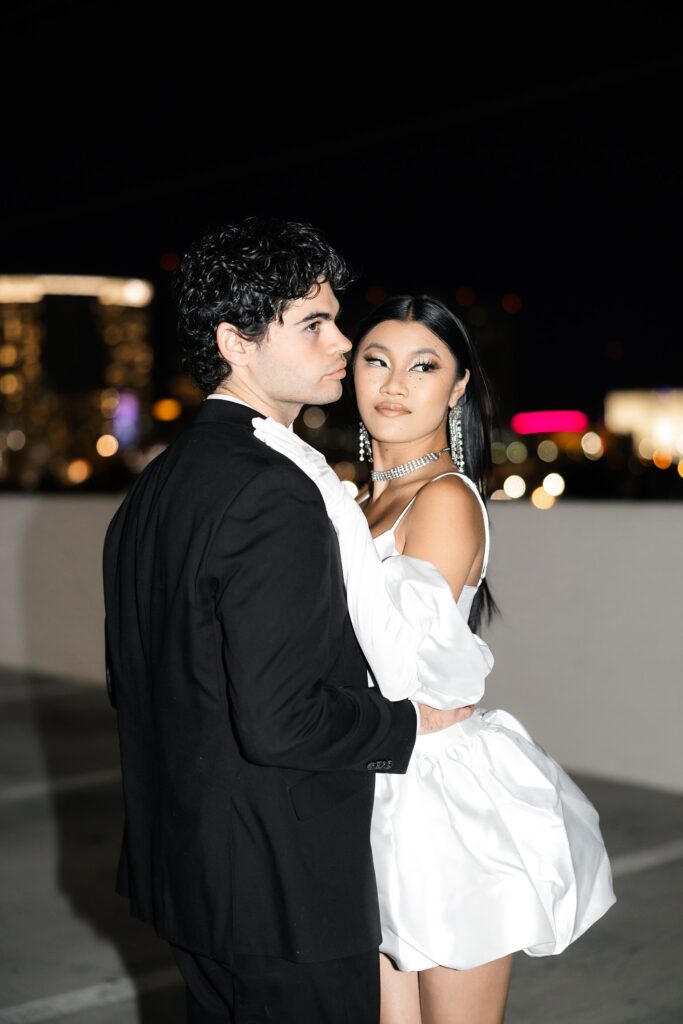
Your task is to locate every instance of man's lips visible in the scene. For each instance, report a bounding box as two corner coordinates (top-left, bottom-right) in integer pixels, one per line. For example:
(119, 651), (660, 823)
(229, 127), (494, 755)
(324, 364), (347, 378)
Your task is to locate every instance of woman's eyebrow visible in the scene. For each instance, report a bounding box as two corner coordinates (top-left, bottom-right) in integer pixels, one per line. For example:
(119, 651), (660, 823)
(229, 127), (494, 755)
(363, 343), (440, 357)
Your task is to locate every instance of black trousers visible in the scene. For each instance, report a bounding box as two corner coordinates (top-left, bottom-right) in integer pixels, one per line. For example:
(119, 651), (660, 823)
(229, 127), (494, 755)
(169, 941), (381, 1023)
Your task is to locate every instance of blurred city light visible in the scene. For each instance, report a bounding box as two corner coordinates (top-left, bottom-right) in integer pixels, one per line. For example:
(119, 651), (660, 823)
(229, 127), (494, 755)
(303, 406), (327, 429)
(491, 441), (507, 464)
(537, 439), (559, 462)
(96, 434), (119, 457)
(501, 292), (522, 313)
(511, 410), (590, 433)
(581, 431), (605, 459)
(152, 398), (182, 422)
(506, 441), (528, 463)
(543, 472), (565, 496)
(334, 461), (357, 481)
(66, 459), (92, 484)
(0, 274), (153, 307)
(455, 286), (477, 307)
(503, 474), (526, 498)
(531, 486), (555, 509)
(605, 389), (683, 464)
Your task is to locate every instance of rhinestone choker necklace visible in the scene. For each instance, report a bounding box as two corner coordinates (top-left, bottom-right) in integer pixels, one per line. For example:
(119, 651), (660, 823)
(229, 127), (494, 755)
(370, 447), (452, 482)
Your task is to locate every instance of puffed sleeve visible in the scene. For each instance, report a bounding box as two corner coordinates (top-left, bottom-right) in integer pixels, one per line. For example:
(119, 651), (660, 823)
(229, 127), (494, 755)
(345, 544), (492, 708)
(369, 553), (494, 708)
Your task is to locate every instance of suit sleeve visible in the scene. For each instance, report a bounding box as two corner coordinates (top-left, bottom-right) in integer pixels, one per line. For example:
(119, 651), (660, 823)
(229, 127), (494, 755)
(211, 463), (418, 772)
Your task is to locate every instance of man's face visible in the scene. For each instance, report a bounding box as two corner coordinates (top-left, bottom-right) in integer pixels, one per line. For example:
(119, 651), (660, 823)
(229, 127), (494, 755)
(247, 277), (352, 415)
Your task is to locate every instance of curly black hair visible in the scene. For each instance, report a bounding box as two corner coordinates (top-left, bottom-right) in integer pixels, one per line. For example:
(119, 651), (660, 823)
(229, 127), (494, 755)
(172, 215), (358, 395)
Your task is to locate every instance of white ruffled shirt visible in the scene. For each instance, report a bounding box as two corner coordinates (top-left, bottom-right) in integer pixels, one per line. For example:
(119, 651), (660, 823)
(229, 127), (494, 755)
(206, 391), (422, 742)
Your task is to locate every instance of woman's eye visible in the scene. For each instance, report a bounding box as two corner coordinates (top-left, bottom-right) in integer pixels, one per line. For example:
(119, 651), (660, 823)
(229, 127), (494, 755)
(364, 356), (436, 372)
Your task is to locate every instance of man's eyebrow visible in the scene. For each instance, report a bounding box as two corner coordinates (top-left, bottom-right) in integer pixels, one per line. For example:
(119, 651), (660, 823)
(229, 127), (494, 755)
(293, 306), (342, 325)
(362, 343), (441, 357)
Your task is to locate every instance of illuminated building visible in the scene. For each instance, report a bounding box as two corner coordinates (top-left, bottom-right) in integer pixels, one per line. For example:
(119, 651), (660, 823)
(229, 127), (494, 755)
(0, 274), (154, 488)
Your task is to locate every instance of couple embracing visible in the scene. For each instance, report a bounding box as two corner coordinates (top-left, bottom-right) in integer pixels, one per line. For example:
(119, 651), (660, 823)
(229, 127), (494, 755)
(102, 216), (615, 1023)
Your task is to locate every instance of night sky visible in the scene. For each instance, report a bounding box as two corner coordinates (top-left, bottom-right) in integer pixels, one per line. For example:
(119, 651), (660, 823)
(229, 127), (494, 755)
(2, 5), (682, 427)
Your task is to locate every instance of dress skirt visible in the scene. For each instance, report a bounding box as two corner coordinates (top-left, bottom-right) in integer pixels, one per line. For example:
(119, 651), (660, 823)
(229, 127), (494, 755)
(371, 707), (617, 971)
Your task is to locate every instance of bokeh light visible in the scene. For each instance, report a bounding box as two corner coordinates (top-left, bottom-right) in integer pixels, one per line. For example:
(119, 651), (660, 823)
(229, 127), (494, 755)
(503, 474), (526, 498)
(152, 398), (182, 422)
(501, 292), (522, 313)
(506, 441), (528, 464)
(303, 406), (327, 429)
(531, 487), (555, 509)
(652, 450), (673, 469)
(96, 434), (119, 457)
(581, 432), (604, 459)
(511, 410), (589, 434)
(455, 286), (477, 307)
(7, 429), (26, 451)
(537, 439), (559, 462)
(334, 461), (357, 481)
(491, 441), (507, 464)
(66, 459), (93, 484)
(543, 472), (565, 496)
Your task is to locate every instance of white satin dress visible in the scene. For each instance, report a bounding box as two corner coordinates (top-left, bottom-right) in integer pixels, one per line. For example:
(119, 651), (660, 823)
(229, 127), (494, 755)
(360, 472), (616, 971)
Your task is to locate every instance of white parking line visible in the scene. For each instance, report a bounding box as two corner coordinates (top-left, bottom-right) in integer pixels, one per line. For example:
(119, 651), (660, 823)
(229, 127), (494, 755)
(0, 967), (181, 1023)
(609, 837), (683, 877)
(0, 838), (680, 1021)
(0, 768), (121, 804)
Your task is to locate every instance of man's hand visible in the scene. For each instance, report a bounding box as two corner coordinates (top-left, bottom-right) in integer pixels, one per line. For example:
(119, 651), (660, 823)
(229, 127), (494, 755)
(416, 703), (475, 735)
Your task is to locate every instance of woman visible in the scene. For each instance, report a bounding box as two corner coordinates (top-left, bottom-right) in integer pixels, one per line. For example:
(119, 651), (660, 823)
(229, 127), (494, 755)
(252, 294), (616, 1024)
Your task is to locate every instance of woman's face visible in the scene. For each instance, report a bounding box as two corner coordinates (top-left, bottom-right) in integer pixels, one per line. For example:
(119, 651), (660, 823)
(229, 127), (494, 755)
(352, 319), (468, 446)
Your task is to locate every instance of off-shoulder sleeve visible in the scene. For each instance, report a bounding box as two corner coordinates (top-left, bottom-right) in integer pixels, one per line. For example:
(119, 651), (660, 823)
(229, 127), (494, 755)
(353, 551), (494, 708)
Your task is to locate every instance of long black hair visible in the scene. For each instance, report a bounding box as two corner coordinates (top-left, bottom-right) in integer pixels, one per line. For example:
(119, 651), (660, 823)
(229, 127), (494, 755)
(349, 294), (501, 633)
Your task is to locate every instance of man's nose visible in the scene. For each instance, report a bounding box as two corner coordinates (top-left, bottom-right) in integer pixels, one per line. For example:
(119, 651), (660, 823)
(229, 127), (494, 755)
(334, 325), (353, 353)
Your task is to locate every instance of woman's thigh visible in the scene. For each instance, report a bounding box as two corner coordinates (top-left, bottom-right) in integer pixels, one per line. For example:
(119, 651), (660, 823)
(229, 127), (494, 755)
(379, 952), (422, 1024)
(418, 954), (514, 1024)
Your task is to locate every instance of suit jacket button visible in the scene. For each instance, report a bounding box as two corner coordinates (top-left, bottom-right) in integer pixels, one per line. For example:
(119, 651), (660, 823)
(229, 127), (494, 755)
(367, 761), (377, 770)
(386, 760), (393, 768)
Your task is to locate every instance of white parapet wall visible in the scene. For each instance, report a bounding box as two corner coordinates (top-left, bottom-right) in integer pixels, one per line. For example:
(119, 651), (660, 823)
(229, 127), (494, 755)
(0, 493), (681, 793)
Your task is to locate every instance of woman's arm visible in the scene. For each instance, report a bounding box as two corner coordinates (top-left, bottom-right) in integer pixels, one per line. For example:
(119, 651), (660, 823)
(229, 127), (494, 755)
(251, 418), (493, 708)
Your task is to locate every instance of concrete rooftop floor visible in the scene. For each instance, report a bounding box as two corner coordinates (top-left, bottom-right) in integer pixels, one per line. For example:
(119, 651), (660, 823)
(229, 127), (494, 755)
(1, 666), (681, 1024)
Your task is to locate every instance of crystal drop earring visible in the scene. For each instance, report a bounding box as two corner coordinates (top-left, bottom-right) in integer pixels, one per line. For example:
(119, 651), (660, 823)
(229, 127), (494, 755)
(448, 403), (465, 472)
(358, 420), (373, 463)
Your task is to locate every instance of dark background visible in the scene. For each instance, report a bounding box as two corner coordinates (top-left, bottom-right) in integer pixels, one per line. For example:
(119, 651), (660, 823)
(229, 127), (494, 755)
(1, 2), (682, 422)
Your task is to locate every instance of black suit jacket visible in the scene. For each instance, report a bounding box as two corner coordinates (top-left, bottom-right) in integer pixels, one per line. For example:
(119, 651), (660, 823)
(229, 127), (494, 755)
(102, 396), (418, 963)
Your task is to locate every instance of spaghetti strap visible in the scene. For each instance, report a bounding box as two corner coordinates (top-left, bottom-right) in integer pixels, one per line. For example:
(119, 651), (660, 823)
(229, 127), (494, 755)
(373, 471), (490, 581)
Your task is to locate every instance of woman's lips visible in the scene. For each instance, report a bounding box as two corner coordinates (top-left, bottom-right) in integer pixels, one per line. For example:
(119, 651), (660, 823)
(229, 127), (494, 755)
(375, 404), (409, 416)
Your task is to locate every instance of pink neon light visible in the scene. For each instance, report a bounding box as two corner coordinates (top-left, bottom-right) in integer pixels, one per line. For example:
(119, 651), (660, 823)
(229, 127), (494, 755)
(510, 410), (589, 434)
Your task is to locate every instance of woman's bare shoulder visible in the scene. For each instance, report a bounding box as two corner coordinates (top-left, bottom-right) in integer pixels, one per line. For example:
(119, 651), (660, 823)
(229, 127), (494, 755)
(400, 475), (485, 590)
(404, 474), (484, 541)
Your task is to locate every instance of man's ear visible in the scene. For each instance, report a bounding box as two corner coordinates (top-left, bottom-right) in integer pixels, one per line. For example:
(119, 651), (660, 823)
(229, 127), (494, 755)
(216, 322), (253, 368)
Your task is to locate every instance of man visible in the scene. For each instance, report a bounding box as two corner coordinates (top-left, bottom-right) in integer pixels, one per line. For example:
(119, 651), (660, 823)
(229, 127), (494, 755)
(102, 215), (472, 1023)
